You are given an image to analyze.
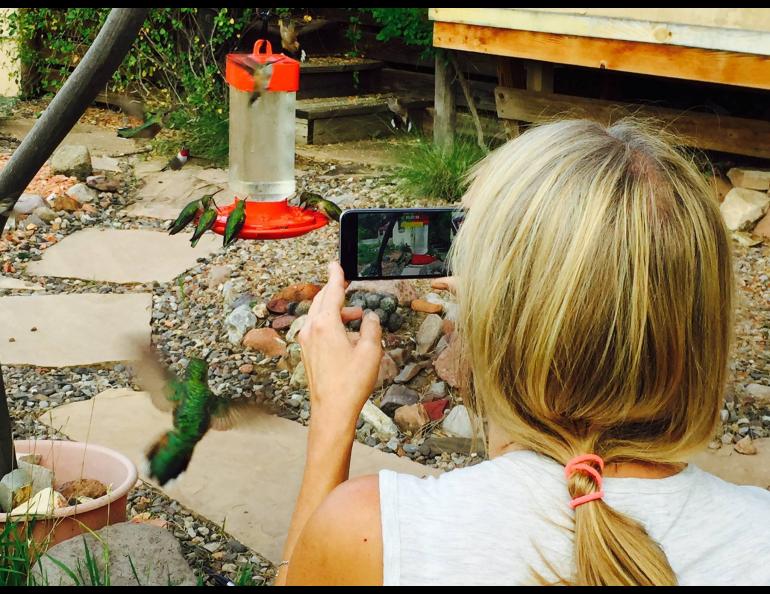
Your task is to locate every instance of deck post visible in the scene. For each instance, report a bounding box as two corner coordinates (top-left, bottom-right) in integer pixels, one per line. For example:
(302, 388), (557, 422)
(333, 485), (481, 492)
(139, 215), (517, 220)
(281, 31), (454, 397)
(434, 50), (456, 150)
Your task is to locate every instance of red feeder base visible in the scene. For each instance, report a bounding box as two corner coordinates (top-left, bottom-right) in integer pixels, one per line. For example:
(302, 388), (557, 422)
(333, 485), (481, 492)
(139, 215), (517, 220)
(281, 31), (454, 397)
(410, 253), (436, 265)
(209, 199), (329, 240)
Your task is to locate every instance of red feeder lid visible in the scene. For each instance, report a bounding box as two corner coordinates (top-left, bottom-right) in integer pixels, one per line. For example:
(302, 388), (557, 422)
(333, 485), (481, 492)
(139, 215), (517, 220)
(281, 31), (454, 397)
(208, 199), (328, 241)
(226, 40), (299, 93)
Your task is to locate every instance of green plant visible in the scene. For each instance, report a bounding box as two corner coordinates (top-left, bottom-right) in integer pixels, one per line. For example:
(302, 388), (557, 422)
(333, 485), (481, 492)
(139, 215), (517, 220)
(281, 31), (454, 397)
(365, 8), (434, 59)
(345, 13), (363, 58)
(391, 136), (488, 203)
(45, 536), (111, 586)
(0, 519), (43, 586)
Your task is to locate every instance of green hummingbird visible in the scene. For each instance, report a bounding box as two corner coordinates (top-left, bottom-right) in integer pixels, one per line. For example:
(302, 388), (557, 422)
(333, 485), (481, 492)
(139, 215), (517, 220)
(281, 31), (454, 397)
(298, 191), (342, 222)
(190, 206), (219, 248)
(117, 112), (164, 139)
(223, 199), (247, 247)
(132, 345), (268, 486)
(168, 194), (214, 235)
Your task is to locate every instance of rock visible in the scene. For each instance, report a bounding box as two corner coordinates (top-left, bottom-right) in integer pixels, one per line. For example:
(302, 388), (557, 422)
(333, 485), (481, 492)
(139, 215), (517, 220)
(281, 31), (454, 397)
(441, 319), (455, 336)
(388, 348), (406, 367)
(746, 383), (770, 404)
(10, 487), (67, 517)
(13, 193), (48, 214)
(376, 353), (398, 389)
(58, 479), (107, 504)
(242, 328), (287, 358)
(379, 296), (397, 314)
(17, 458), (53, 497)
(286, 343), (303, 370)
(26, 214), (45, 228)
(33, 206), (57, 223)
(295, 300), (312, 316)
(86, 174), (121, 192)
(0, 468), (32, 512)
(394, 361), (428, 384)
(360, 401), (399, 439)
(720, 188), (770, 231)
(374, 308), (389, 325)
(34, 522), (197, 586)
(365, 293), (382, 309)
(416, 314), (443, 355)
(734, 435), (758, 455)
(411, 299), (443, 314)
(286, 315), (307, 342)
(394, 404), (430, 434)
(239, 363), (254, 374)
(267, 298), (290, 314)
(423, 398), (449, 421)
(442, 405), (475, 439)
(51, 195), (82, 213)
(225, 304), (257, 345)
(721, 432), (734, 445)
(386, 312), (404, 332)
(290, 362), (307, 388)
(379, 384), (419, 416)
(271, 314), (297, 331)
(754, 212), (770, 239)
(444, 302), (459, 322)
(434, 333), (466, 388)
(252, 303), (268, 319)
(66, 182), (98, 204)
(221, 280), (245, 309)
(208, 265), (232, 288)
(733, 231), (763, 247)
(419, 435), (485, 458)
(346, 280), (418, 306)
(50, 144), (92, 179)
(727, 167), (770, 191)
(276, 283), (322, 302)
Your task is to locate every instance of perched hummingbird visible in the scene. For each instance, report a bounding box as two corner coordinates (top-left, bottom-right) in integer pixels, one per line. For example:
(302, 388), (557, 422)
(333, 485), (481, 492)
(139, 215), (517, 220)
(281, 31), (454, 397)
(167, 194), (214, 235)
(298, 191), (342, 222)
(190, 206), (219, 248)
(223, 199), (247, 247)
(162, 148), (190, 172)
(387, 97), (412, 133)
(132, 344), (268, 486)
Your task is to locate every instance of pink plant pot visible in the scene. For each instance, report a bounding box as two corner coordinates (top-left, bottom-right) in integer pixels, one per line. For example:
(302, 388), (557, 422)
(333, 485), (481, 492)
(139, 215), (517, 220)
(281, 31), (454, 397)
(0, 439), (138, 548)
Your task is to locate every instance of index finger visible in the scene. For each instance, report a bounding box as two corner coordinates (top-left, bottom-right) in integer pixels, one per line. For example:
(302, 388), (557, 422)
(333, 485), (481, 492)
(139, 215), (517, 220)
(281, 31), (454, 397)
(317, 261), (347, 315)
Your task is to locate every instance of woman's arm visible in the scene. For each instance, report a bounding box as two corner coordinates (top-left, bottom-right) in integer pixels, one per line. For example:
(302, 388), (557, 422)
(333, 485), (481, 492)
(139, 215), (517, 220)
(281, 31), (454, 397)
(275, 262), (384, 586)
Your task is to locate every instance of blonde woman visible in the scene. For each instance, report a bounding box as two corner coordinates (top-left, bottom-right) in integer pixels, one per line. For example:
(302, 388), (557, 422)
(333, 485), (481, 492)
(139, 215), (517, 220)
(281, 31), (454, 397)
(276, 120), (770, 586)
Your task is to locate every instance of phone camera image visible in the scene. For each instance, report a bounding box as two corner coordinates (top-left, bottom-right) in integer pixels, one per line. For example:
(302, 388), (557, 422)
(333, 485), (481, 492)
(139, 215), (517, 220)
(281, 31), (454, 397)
(354, 209), (464, 279)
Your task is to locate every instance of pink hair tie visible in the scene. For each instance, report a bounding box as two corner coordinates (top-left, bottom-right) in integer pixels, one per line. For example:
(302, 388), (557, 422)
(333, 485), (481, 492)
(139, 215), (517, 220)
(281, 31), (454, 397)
(565, 454), (605, 509)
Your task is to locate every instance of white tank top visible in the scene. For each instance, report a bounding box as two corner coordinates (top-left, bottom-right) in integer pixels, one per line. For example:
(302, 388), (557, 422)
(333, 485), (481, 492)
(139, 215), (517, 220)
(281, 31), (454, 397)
(379, 450), (770, 586)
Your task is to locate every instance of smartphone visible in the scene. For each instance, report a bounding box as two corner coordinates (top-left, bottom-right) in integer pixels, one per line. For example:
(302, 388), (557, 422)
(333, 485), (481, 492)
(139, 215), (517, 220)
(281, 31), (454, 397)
(339, 207), (465, 280)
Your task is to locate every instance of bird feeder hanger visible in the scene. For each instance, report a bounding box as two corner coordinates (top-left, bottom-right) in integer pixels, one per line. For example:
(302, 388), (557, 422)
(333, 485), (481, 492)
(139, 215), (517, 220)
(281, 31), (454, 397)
(212, 40), (328, 240)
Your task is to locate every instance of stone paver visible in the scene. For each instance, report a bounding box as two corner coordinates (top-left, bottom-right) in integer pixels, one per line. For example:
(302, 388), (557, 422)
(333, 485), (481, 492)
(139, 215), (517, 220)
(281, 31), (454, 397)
(0, 293), (151, 366)
(0, 118), (137, 157)
(125, 166), (233, 220)
(43, 388), (440, 563)
(0, 276), (43, 291)
(26, 228), (220, 284)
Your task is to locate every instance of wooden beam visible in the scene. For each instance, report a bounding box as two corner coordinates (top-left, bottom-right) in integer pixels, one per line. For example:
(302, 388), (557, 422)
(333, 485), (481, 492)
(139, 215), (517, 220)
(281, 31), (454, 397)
(434, 51), (456, 150)
(495, 85), (770, 159)
(496, 57), (525, 139)
(434, 21), (770, 91)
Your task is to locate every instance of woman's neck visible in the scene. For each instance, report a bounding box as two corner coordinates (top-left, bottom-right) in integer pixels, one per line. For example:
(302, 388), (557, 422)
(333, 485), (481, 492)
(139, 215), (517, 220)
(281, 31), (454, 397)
(487, 420), (686, 479)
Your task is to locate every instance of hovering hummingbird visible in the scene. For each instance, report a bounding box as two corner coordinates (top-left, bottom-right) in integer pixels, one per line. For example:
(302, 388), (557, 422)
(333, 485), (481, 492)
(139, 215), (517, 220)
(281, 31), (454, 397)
(117, 112), (164, 139)
(132, 344), (268, 486)
(190, 205), (219, 248)
(162, 148), (190, 172)
(279, 18), (306, 62)
(298, 191), (342, 222)
(387, 97), (412, 133)
(167, 194), (214, 235)
(223, 199), (247, 247)
(241, 56), (274, 106)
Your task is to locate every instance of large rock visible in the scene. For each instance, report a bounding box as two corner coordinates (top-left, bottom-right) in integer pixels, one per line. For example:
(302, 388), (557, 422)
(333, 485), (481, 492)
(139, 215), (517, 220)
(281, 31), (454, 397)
(727, 167), (770, 191)
(379, 384), (419, 417)
(442, 404), (477, 439)
(360, 400), (399, 439)
(346, 280), (418, 306)
(50, 144), (92, 180)
(754, 212), (770, 239)
(394, 403), (430, 434)
(13, 193), (48, 215)
(746, 383), (770, 405)
(416, 314), (443, 355)
(66, 182), (98, 204)
(242, 327), (287, 358)
(720, 188), (770, 231)
(225, 304), (257, 345)
(34, 523), (197, 586)
(375, 353), (398, 389)
(433, 333), (467, 388)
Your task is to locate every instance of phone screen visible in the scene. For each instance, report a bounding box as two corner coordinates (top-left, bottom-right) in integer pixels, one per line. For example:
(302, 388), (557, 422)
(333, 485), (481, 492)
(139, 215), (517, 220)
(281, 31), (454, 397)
(339, 208), (464, 280)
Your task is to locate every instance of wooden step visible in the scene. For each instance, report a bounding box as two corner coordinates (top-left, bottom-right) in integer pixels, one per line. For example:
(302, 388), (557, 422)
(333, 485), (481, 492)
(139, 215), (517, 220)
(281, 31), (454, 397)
(298, 57), (384, 99)
(296, 94), (432, 145)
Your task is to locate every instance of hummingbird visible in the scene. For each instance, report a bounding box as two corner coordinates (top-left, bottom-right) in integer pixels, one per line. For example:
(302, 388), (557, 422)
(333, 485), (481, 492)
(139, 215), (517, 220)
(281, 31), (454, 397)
(168, 194), (214, 235)
(279, 18), (306, 62)
(131, 344), (269, 486)
(117, 112), (164, 139)
(241, 56), (274, 106)
(298, 191), (342, 222)
(190, 205), (219, 248)
(387, 97), (412, 133)
(223, 199), (247, 247)
(162, 147), (190, 172)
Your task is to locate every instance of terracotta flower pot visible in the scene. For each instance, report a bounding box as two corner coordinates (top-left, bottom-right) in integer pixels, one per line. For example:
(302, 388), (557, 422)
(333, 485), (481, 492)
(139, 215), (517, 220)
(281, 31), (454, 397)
(0, 439), (137, 548)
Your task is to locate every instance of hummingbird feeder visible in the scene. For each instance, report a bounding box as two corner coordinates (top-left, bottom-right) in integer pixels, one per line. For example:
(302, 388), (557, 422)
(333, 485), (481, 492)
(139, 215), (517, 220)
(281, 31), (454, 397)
(213, 40), (328, 240)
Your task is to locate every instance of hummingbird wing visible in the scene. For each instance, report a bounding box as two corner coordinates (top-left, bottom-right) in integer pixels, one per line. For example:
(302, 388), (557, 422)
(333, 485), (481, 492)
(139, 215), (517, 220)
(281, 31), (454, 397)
(208, 396), (274, 431)
(131, 344), (186, 412)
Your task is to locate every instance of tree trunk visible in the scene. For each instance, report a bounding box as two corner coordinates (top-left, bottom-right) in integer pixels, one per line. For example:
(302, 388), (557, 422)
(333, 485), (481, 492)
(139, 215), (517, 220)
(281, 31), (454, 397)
(0, 8), (150, 479)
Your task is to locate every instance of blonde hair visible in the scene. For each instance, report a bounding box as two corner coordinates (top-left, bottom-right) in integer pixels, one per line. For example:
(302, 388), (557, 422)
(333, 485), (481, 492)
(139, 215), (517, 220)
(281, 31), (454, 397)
(450, 119), (733, 586)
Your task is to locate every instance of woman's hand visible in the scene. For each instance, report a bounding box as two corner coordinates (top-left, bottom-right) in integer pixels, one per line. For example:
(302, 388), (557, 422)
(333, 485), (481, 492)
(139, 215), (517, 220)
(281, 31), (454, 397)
(431, 276), (458, 295)
(297, 262), (383, 431)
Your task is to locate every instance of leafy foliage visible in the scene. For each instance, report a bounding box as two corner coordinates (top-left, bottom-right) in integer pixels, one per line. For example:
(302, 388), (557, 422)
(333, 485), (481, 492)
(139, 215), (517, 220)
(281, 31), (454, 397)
(391, 136), (488, 203)
(364, 9), (434, 58)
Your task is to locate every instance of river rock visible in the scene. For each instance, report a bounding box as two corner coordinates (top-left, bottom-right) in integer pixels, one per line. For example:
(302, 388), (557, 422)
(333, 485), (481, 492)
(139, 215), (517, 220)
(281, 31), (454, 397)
(225, 304), (257, 345)
(242, 328), (287, 357)
(746, 383), (770, 404)
(13, 193), (48, 214)
(33, 206), (58, 223)
(734, 435), (758, 455)
(50, 144), (92, 179)
(416, 314), (443, 355)
(360, 401), (399, 439)
(34, 522), (197, 586)
(720, 188), (770, 231)
(423, 398), (449, 421)
(394, 403), (430, 434)
(411, 299), (443, 314)
(86, 174), (121, 192)
(52, 195), (81, 213)
(271, 314), (297, 331)
(379, 384), (419, 416)
(376, 353), (398, 389)
(276, 283), (322, 302)
(66, 182), (98, 204)
(434, 333), (466, 388)
(442, 404), (475, 439)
